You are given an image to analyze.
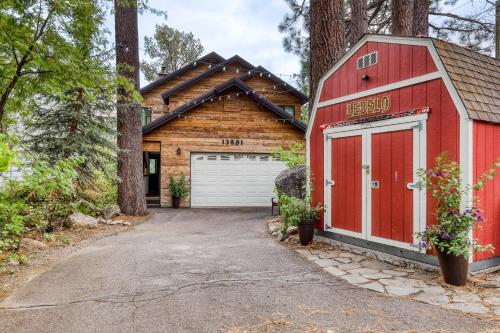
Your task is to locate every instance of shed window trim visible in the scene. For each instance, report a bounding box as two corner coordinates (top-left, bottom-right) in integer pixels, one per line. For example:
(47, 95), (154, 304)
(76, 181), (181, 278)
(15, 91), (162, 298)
(357, 51), (378, 70)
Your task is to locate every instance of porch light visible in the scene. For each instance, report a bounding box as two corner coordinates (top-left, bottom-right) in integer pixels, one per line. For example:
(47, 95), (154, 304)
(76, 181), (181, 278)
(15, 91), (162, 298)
(361, 74), (369, 81)
(176, 146), (182, 155)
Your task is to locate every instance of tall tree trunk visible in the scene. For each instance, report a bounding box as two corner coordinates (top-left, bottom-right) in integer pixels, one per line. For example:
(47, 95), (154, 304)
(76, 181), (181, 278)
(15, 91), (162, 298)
(391, 0), (414, 36)
(496, 0), (500, 60)
(350, 0), (368, 46)
(412, 0), (429, 36)
(310, 0), (345, 104)
(114, 0), (147, 216)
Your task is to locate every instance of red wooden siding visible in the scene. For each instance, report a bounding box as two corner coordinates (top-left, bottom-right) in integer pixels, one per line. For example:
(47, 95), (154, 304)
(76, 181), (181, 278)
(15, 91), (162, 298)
(473, 121), (500, 260)
(330, 136), (362, 233)
(310, 79), (460, 233)
(371, 130), (414, 243)
(319, 42), (437, 102)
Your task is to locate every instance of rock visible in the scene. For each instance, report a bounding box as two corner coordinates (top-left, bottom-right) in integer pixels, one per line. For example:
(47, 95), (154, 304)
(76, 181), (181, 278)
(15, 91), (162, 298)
(277, 232), (287, 241)
(295, 249), (318, 261)
(359, 281), (385, 293)
(314, 258), (338, 268)
(349, 268), (379, 276)
(382, 269), (408, 277)
(445, 302), (489, 315)
(102, 205), (120, 219)
(484, 296), (500, 306)
(385, 285), (421, 296)
(274, 165), (306, 199)
(101, 219), (131, 226)
(8, 259), (20, 267)
(361, 260), (397, 271)
(324, 266), (346, 276)
(452, 293), (481, 303)
(362, 273), (392, 280)
(67, 212), (98, 229)
(414, 293), (450, 306)
(271, 231), (278, 237)
(286, 226), (298, 235)
(420, 286), (449, 295)
(338, 263), (362, 270)
(20, 238), (48, 251)
(340, 274), (370, 284)
(335, 257), (352, 264)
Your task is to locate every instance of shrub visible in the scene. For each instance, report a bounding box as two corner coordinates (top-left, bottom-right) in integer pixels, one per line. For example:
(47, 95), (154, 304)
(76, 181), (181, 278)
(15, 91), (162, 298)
(278, 192), (322, 232)
(273, 143), (305, 168)
(169, 173), (189, 198)
(416, 153), (499, 257)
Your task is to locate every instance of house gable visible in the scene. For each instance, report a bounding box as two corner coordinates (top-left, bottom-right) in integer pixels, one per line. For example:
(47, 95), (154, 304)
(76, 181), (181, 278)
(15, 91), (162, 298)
(143, 78), (306, 135)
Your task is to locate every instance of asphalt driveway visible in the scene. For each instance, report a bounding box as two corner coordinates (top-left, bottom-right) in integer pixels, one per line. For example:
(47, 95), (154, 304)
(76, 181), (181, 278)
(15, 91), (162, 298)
(0, 209), (494, 332)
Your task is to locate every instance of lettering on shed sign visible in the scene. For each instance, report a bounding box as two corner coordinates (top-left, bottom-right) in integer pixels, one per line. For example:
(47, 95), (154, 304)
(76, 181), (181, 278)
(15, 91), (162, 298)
(346, 95), (391, 118)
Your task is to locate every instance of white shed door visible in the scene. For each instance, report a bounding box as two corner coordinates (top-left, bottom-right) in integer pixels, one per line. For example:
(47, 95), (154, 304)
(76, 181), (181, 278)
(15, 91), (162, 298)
(191, 153), (287, 207)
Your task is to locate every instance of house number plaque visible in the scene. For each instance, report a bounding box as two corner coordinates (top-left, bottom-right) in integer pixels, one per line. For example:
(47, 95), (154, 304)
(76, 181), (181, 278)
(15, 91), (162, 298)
(221, 139), (243, 146)
(346, 95), (391, 119)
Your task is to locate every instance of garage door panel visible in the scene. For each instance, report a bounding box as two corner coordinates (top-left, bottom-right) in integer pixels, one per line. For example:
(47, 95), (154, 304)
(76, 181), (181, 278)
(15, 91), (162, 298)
(191, 153), (286, 207)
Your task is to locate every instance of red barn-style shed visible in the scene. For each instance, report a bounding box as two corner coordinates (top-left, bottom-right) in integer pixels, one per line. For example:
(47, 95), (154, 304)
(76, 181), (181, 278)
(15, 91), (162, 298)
(307, 35), (500, 270)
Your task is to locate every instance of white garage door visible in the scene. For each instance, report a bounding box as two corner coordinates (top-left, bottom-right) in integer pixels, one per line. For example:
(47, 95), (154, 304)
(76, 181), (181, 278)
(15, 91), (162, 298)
(191, 153), (287, 207)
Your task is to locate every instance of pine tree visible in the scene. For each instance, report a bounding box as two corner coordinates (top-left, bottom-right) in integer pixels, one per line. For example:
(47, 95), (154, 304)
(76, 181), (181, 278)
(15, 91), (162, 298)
(350, 0), (369, 45)
(413, 0), (430, 36)
(114, 0), (147, 216)
(310, 0), (345, 101)
(141, 24), (204, 81)
(392, 0), (414, 36)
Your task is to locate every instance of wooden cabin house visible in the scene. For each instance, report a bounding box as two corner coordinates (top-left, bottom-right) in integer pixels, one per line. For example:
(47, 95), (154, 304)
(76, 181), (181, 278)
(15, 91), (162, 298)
(307, 35), (500, 270)
(141, 52), (308, 208)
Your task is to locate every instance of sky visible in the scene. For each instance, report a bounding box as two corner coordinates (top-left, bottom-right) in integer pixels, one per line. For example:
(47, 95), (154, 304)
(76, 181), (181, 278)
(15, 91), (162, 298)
(105, 0), (301, 87)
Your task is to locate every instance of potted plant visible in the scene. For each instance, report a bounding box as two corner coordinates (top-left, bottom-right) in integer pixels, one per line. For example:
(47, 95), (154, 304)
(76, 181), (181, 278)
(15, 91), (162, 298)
(280, 195), (322, 245)
(168, 173), (189, 208)
(417, 153), (498, 286)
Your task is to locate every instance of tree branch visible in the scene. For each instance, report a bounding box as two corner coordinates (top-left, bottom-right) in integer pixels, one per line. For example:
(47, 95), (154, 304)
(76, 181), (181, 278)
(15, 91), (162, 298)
(429, 11), (494, 32)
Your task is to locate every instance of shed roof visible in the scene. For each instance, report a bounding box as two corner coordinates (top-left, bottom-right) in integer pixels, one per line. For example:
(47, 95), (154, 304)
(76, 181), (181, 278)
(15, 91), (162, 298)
(432, 39), (500, 123)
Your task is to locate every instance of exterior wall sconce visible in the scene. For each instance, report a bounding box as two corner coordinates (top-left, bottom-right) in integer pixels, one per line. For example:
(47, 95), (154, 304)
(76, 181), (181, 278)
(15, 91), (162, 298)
(176, 146), (182, 155)
(361, 74), (369, 81)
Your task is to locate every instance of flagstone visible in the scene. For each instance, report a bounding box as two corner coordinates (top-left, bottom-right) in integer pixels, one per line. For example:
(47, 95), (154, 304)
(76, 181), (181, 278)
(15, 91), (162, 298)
(340, 274), (370, 284)
(335, 257), (352, 264)
(382, 269), (408, 277)
(445, 302), (489, 315)
(348, 268), (379, 276)
(385, 285), (421, 296)
(414, 293), (450, 306)
(359, 281), (385, 293)
(314, 258), (338, 268)
(337, 263), (362, 271)
(362, 273), (392, 280)
(452, 293), (481, 303)
(360, 260), (396, 271)
(324, 266), (346, 276)
(484, 296), (500, 306)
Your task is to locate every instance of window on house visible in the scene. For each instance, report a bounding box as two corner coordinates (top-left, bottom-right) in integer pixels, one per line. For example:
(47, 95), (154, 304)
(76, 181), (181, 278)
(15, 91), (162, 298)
(141, 107), (152, 126)
(357, 51), (378, 69)
(278, 105), (295, 117)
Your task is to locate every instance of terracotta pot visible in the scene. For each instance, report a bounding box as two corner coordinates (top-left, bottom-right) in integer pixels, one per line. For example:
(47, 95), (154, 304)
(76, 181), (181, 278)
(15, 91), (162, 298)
(172, 196), (181, 209)
(298, 219), (316, 246)
(436, 249), (468, 286)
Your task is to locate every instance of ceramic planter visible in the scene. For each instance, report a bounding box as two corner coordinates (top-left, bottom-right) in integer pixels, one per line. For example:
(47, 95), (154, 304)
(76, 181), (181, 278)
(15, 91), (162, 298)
(298, 218), (316, 246)
(436, 249), (468, 286)
(172, 196), (181, 209)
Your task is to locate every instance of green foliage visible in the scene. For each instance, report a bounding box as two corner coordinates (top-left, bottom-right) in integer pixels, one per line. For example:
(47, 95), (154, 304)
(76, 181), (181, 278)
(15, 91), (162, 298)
(278, 193), (322, 232)
(141, 23), (204, 81)
(0, 134), (15, 172)
(416, 153), (500, 257)
(273, 144), (305, 168)
(169, 173), (189, 198)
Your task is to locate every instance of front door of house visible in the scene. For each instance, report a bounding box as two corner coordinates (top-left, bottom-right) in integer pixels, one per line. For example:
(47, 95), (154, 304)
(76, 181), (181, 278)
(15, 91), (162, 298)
(325, 116), (426, 250)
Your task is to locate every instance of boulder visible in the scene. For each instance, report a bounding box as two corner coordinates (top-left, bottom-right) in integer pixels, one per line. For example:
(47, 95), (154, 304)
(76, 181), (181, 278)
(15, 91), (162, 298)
(20, 238), (48, 251)
(275, 165), (306, 199)
(102, 205), (121, 219)
(66, 212), (98, 229)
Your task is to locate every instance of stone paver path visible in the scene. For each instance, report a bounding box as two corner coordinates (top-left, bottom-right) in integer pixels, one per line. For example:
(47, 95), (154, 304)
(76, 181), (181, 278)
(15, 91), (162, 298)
(270, 218), (500, 317)
(294, 246), (500, 316)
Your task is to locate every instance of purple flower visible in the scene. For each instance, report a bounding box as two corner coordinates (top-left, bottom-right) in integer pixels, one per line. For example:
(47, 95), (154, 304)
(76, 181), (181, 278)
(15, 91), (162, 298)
(477, 215), (484, 222)
(434, 171), (443, 177)
(421, 240), (427, 249)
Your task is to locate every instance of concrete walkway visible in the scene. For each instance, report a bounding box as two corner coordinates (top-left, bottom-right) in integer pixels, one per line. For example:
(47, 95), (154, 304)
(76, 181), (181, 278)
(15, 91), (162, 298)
(0, 209), (495, 332)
